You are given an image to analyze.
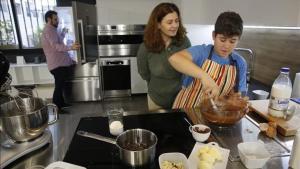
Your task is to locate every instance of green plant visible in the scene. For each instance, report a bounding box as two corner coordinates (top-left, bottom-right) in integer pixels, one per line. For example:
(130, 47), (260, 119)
(0, 20), (15, 45)
(32, 27), (43, 47)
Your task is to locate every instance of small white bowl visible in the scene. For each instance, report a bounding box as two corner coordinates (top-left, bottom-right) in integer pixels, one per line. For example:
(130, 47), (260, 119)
(238, 141), (271, 169)
(252, 90), (269, 100)
(189, 124), (211, 142)
(159, 152), (189, 169)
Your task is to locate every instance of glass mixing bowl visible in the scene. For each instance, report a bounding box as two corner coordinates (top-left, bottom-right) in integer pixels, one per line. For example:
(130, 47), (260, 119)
(200, 95), (249, 126)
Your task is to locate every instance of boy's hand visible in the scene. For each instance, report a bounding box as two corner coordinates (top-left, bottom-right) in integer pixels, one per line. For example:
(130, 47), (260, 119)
(201, 73), (220, 98)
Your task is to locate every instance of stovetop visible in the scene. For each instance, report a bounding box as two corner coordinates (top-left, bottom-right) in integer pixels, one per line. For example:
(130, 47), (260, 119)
(63, 112), (196, 169)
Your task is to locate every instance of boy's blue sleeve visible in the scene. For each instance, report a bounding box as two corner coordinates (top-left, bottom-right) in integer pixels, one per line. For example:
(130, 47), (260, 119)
(187, 45), (206, 65)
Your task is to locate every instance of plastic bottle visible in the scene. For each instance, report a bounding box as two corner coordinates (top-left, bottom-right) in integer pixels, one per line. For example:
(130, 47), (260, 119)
(268, 67), (292, 118)
(289, 130), (300, 169)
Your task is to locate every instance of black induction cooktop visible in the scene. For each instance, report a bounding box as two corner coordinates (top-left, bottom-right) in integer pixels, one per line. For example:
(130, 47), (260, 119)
(63, 112), (195, 169)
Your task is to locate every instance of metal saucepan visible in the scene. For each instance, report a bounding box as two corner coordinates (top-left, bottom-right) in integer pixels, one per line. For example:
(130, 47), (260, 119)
(77, 128), (157, 167)
(0, 97), (58, 142)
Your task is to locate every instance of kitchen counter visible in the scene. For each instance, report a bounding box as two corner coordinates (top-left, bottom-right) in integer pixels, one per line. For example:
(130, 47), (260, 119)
(8, 63), (54, 86)
(10, 63), (47, 67)
(2, 103), (295, 169)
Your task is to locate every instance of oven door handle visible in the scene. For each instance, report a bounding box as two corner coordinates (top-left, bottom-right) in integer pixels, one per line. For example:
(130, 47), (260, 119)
(102, 60), (130, 66)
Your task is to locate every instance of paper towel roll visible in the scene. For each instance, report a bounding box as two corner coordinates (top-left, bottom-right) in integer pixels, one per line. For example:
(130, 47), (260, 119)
(292, 73), (300, 98)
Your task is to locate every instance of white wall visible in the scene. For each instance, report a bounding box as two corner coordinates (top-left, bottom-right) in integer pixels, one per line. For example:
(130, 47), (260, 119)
(96, 0), (181, 25)
(298, 5), (300, 26)
(181, 0), (300, 26)
(96, 0), (300, 27)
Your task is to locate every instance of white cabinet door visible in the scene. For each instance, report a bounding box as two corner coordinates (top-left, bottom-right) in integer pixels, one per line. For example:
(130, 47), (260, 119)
(10, 64), (54, 86)
(130, 57), (147, 94)
(32, 65), (54, 84)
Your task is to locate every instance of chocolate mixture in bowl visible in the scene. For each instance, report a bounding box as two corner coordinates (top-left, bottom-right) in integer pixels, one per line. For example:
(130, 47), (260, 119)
(122, 142), (149, 151)
(193, 127), (211, 134)
(200, 93), (249, 126)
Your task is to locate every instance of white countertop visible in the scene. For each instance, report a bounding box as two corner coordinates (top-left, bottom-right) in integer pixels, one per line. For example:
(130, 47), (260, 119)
(10, 63), (47, 67)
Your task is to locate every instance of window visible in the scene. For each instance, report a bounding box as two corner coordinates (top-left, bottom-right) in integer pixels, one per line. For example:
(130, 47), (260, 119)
(0, 0), (18, 49)
(0, 0), (56, 49)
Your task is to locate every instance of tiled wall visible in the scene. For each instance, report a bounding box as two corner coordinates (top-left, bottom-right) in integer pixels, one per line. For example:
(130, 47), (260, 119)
(238, 27), (300, 86)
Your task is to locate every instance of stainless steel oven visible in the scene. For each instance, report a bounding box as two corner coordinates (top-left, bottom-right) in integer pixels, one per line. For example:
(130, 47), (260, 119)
(98, 25), (147, 97)
(101, 58), (131, 97)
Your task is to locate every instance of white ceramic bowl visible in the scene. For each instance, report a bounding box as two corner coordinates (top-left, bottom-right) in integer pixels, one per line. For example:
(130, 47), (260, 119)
(159, 152), (189, 169)
(252, 90), (269, 100)
(189, 124), (211, 142)
(238, 141), (271, 169)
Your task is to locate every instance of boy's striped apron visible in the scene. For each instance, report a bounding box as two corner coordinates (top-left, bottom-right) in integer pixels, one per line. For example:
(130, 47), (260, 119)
(172, 46), (238, 109)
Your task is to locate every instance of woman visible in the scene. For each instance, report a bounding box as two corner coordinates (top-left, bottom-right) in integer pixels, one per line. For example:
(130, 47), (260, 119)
(137, 3), (191, 111)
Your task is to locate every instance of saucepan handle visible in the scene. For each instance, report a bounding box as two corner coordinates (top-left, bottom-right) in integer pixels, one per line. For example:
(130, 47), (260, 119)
(47, 103), (58, 125)
(77, 130), (116, 145)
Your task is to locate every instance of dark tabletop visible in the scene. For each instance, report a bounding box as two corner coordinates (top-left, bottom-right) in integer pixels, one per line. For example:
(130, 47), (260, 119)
(63, 112), (196, 169)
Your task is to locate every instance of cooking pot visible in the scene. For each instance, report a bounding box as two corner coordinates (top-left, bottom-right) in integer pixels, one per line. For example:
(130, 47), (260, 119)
(0, 97), (58, 142)
(77, 128), (157, 167)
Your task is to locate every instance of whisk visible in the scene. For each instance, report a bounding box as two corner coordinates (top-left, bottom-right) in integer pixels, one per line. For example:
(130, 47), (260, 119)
(0, 87), (38, 113)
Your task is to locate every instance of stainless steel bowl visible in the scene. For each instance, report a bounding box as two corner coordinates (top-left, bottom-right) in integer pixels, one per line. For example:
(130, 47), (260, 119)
(0, 98), (58, 142)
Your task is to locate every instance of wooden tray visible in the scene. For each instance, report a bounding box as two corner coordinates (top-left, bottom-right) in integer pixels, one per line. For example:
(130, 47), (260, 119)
(250, 100), (300, 136)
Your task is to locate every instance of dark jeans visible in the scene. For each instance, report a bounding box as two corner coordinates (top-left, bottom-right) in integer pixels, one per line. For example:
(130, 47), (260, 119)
(50, 66), (73, 109)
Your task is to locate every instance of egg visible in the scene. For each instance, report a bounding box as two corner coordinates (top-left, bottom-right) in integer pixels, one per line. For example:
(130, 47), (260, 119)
(198, 145), (210, 156)
(197, 160), (213, 169)
(208, 147), (222, 161)
(200, 152), (216, 164)
(197, 145), (223, 169)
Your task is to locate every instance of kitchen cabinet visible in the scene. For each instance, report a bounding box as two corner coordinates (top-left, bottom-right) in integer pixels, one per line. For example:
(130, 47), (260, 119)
(9, 64), (54, 86)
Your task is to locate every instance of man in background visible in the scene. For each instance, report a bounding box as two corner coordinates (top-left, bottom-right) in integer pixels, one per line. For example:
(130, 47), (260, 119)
(41, 10), (80, 111)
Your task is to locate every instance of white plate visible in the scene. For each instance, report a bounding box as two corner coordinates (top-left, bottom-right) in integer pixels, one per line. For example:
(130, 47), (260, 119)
(188, 142), (230, 169)
(45, 161), (86, 169)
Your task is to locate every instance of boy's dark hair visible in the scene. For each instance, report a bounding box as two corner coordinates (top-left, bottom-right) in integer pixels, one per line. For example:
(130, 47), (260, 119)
(44, 10), (57, 23)
(214, 11), (243, 37)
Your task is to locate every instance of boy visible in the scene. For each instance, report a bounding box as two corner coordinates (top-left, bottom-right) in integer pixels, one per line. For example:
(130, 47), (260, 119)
(169, 11), (247, 108)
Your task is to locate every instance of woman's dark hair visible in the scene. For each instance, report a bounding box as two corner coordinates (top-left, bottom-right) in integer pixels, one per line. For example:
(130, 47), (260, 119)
(144, 3), (186, 53)
(214, 11), (243, 37)
(44, 10), (57, 23)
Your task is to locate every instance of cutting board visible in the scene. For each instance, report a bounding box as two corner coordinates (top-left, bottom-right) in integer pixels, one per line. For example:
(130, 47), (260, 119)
(250, 100), (300, 136)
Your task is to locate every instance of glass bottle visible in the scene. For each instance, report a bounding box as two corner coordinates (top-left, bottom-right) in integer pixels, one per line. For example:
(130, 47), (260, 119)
(268, 67), (292, 117)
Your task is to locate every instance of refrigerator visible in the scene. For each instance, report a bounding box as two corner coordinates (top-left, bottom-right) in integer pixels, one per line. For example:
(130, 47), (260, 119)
(54, 1), (103, 102)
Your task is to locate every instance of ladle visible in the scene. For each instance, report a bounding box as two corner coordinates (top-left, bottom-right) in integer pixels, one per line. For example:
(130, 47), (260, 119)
(184, 117), (193, 127)
(210, 98), (222, 116)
